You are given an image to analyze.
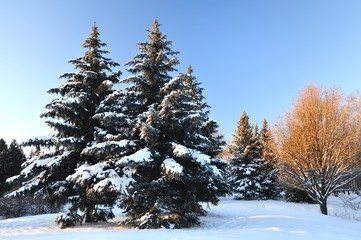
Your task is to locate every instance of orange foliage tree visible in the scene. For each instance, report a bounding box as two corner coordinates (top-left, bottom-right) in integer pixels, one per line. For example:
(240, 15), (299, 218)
(273, 84), (361, 215)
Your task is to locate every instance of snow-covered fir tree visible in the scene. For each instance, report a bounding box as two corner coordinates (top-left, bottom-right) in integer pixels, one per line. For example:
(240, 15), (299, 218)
(228, 112), (266, 200)
(7, 23), (121, 228)
(155, 66), (229, 227)
(259, 119), (282, 199)
(116, 20), (180, 229)
(118, 20), (229, 229)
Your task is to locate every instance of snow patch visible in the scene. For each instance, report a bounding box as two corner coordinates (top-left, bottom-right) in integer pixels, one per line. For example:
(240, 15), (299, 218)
(67, 162), (108, 183)
(210, 165), (221, 176)
(171, 143), (222, 176)
(162, 158), (183, 175)
(172, 143), (211, 164)
(117, 148), (153, 164)
(82, 140), (135, 155)
(93, 171), (133, 195)
(6, 175), (20, 183)
(102, 80), (113, 88)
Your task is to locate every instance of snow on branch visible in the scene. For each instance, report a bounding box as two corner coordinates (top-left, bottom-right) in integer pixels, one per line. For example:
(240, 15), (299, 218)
(162, 158), (183, 176)
(171, 143), (223, 177)
(66, 162), (133, 194)
(18, 151), (72, 178)
(92, 168), (134, 195)
(6, 171), (47, 197)
(172, 143), (211, 164)
(82, 140), (135, 156)
(117, 147), (153, 164)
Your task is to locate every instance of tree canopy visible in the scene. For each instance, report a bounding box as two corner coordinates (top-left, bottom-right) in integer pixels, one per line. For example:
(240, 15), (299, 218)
(274, 84), (361, 215)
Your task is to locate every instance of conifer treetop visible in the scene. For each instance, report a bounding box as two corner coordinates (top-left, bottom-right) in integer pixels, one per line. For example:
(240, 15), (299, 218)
(231, 112), (252, 153)
(122, 19), (180, 112)
(67, 22), (120, 75)
(127, 18), (179, 75)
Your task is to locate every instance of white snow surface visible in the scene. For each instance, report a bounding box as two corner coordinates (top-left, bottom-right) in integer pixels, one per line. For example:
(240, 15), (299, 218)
(1, 196), (361, 239)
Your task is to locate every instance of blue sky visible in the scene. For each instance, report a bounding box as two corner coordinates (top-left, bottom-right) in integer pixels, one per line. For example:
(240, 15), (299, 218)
(1, 0), (361, 144)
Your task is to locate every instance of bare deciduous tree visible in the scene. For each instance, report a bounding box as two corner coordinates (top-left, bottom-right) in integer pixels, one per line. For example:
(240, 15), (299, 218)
(273, 84), (361, 215)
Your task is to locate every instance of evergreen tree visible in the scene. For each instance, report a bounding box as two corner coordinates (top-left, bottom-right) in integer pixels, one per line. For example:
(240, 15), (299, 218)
(6, 140), (26, 179)
(118, 19), (178, 228)
(118, 21), (228, 229)
(0, 139), (7, 181)
(228, 112), (265, 200)
(0, 139), (7, 153)
(259, 119), (282, 199)
(156, 66), (228, 227)
(7, 24), (121, 228)
(0, 139), (25, 195)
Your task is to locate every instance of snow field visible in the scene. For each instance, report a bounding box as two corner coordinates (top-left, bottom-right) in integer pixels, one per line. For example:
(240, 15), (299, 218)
(1, 196), (360, 240)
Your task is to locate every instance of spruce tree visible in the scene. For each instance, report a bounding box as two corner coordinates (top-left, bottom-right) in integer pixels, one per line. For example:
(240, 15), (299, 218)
(6, 140), (26, 179)
(118, 21), (228, 228)
(157, 66), (228, 227)
(259, 119), (282, 199)
(0, 140), (25, 193)
(7, 23), (121, 228)
(228, 112), (265, 200)
(0, 140), (26, 195)
(0, 139), (9, 194)
(118, 19), (177, 228)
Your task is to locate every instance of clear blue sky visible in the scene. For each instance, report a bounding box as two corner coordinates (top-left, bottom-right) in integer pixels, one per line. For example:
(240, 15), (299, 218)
(1, 0), (361, 144)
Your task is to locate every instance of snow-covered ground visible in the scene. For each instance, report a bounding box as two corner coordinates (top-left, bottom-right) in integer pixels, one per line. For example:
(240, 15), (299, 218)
(1, 195), (360, 240)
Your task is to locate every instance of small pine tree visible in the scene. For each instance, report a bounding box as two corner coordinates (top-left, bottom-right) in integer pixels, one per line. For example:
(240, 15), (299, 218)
(7, 23), (121, 228)
(228, 112), (265, 200)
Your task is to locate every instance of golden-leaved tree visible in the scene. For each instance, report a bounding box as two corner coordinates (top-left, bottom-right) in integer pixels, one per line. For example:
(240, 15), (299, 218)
(274, 84), (361, 215)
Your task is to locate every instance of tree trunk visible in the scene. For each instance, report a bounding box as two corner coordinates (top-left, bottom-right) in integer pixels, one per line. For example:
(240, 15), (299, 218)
(85, 203), (96, 223)
(319, 198), (328, 215)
